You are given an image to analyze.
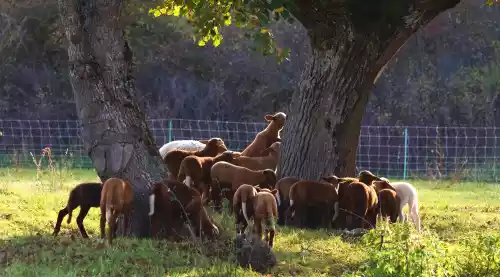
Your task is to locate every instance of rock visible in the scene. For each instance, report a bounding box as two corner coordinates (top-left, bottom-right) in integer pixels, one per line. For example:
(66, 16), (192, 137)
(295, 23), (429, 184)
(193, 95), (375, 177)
(234, 233), (277, 274)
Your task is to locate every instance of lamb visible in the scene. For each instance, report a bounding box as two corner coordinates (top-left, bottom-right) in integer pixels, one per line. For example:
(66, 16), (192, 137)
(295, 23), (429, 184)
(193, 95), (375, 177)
(99, 177), (134, 245)
(148, 180), (219, 240)
(210, 161), (277, 211)
(233, 184), (259, 235)
(341, 181), (378, 230)
(240, 112), (286, 157)
(286, 177), (340, 229)
(177, 151), (235, 201)
(52, 182), (102, 238)
(273, 176), (300, 225)
(159, 139), (209, 159)
(252, 189), (279, 248)
(377, 188), (400, 224)
(232, 142), (281, 171)
(163, 138), (227, 179)
(379, 177), (421, 232)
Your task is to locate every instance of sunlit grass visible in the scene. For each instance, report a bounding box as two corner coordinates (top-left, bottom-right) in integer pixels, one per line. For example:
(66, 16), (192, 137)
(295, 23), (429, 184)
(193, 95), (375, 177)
(0, 168), (499, 276)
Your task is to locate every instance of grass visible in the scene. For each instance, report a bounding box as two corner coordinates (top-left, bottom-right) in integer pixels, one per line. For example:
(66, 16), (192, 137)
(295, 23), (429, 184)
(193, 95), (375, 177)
(0, 168), (499, 277)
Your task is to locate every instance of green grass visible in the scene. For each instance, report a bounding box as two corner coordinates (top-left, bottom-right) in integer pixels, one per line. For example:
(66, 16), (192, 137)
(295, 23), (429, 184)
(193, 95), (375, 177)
(0, 168), (499, 277)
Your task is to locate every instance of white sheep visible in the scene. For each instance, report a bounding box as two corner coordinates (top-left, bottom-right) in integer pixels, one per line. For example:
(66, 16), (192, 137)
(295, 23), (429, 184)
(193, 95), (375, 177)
(380, 177), (421, 232)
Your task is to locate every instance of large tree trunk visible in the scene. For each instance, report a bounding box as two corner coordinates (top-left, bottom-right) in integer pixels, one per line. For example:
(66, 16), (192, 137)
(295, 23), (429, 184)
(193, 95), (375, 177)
(58, 0), (166, 237)
(278, 0), (461, 180)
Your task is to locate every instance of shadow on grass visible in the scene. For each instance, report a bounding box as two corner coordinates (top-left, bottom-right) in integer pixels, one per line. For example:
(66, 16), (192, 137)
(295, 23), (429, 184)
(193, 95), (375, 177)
(0, 232), (263, 277)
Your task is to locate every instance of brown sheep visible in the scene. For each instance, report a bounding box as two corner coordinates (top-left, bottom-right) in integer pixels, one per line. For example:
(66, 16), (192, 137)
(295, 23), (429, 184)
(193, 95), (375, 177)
(274, 176), (300, 225)
(342, 181), (378, 230)
(177, 151), (234, 201)
(148, 180), (219, 240)
(286, 177), (340, 229)
(210, 161), (277, 211)
(232, 142), (281, 171)
(377, 188), (400, 223)
(241, 112), (286, 157)
(163, 138), (227, 179)
(53, 182), (102, 238)
(253, 189), (279, 248)
(233, 184), (258, 235)
(99, 178), (133, 245)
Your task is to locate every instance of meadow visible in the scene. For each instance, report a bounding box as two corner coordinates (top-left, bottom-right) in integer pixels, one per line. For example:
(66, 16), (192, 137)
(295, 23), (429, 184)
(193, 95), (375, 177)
(0, 167), (499, 277)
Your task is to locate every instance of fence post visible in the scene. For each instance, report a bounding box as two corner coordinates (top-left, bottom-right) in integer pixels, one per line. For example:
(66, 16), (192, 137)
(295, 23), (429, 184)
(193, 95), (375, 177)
(403, 127), (409, 180)
(168, 120), (173, 143)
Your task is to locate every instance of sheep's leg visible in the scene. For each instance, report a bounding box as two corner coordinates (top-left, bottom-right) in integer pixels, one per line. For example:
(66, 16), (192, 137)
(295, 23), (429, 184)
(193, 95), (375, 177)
(269, 228), (275, 248)
(253, 218), (263, 240)
(108, 212), (118, 245)
(150, 214), (161, 238)
(99, 207), (106, 239)
(76, 206), (90, 238)
(398, 197), (408, 223)
(53, 206), (69, 236)
(241, 202), (251, 226)
(408, 199), (421, 232)
(123, 209), (130, 236)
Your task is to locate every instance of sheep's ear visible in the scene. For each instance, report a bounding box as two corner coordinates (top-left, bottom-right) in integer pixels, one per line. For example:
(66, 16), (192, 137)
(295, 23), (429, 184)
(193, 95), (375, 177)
(321, 175), (339, 184)
(270, 189), (278, 195)
(264, 114), (274, 121)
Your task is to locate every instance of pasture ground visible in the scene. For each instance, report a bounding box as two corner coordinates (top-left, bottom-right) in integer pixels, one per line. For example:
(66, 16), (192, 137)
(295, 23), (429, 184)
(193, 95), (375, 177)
(0, 168), (499, 277)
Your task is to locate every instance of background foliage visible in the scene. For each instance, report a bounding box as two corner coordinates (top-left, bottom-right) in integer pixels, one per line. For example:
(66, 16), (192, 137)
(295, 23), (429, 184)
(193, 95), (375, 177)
(0, 0), (499, 126)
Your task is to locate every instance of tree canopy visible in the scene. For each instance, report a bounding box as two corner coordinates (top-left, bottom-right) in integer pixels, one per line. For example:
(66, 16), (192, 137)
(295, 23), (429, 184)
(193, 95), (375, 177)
(149, 0), (295, 63)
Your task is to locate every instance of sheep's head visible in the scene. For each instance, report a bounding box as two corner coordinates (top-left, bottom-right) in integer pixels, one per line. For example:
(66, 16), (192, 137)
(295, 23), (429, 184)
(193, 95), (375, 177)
(261, 169), (277, 189)
(372, 180), (396, 193)
(260, 142), (281, 156)
(357, 170), (382, 185)
(204, 138), (228, 155)
(214, 151), (235, 163)
(264, 112), (287, 130)
(321, 175), (340, 185)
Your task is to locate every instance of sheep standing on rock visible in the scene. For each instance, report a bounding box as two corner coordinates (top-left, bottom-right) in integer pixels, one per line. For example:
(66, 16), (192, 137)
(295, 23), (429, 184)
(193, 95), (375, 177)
(100, 178), (133, 245)
(53, 182), (102, 238)
(232, 142), (281, 171)
(241, 112), (286, 157)
(210, 161), (277, 211)
(163, 138), (227, 180)
(380, 177), (421, 232)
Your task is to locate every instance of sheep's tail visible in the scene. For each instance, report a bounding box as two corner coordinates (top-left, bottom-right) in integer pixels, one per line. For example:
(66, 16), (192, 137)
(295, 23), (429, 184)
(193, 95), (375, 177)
(183, 176), (193, 187)
(66, 189), (76, 224)
(332, 201), (340, 222)
(288, 197), (295, 219)
(275, 189), (281, 206)
(148, 194), (155, 216)
(105, 185), (118, 224)
(242, 202), (250, 225)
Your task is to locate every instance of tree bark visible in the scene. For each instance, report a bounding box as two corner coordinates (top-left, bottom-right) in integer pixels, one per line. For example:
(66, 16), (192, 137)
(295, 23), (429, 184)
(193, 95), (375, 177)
(57, 0), (166, 237)
(278, 0), (461, 180)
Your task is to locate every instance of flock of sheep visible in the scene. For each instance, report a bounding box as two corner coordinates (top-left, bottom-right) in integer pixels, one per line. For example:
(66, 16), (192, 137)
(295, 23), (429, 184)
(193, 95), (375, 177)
(52, 111), (421, 249)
